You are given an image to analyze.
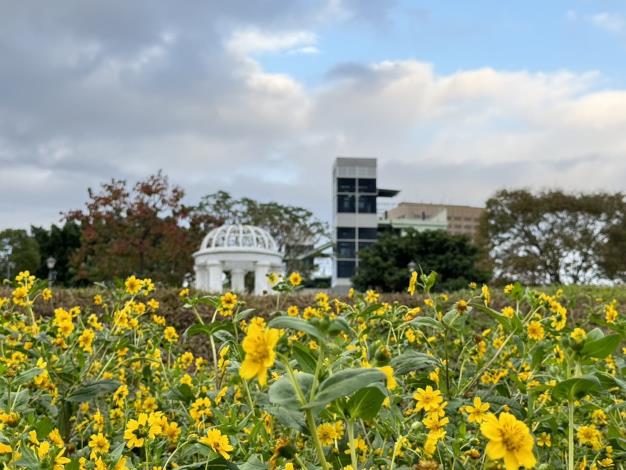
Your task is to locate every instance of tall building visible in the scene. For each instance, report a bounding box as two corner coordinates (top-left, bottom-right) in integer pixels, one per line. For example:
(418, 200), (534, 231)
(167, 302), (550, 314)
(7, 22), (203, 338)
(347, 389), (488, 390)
(331, 157), (398, 288)
(386, 202), (484, 240)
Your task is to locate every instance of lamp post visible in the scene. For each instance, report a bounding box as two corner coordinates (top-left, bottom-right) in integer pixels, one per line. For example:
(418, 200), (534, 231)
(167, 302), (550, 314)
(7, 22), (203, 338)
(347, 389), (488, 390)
(407, 260), (417, 273)
(46, 256), (57, 286)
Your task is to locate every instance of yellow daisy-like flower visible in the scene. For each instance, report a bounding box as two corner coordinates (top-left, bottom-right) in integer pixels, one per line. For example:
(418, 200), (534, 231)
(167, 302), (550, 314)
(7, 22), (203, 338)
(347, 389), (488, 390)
(480, 412), (536, 470)
(317, 422), (340, 446)
(239, 318), (281, 387)
(78, 328), (95, 353)
(88, 433), (110, 460)
(125, 275), (143, 295)
(413, 386), (443, 413)
(463, 396), (491, 424)
(527, 321), (544, 341)
(199, 428), (234, 460)
(163, 326), (179, 343)
(124, 413), (162, 449)
(288, 272), (302, 287)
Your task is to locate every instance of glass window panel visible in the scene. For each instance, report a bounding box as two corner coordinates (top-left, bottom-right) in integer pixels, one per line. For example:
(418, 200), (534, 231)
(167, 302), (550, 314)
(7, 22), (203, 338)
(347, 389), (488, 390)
(337, 227), (356, 239)
(336, 241), (356, 259)
(337, 260), (356, 278)
(357, 195), (376, 214)
(337, 178), (356, 193)
(358, 227), (378, 240)
(338, 194), (356, 213)
(358, 178), (376, 193)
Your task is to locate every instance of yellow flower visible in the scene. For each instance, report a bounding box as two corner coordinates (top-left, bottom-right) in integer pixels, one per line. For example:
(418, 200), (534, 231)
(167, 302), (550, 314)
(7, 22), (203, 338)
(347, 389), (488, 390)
(199, 428), (234, 460)
(365, 290), (379, 304)
(570, 328), (586, 343)
(239, 318), (281, 387)
(537, 432), (551, 448)
(480, 412), (536, 470)
(164, 326), (179, 343)
(93, 294), (103, 305)
(124, 413), (162, 448)
(220, 292), (238, 310)
(288, 272), (302, 287)
(317, 422), (340, 446)
(408, 271), (418, 296)
(577, 424), (602, 451)
(0, 443), (11, 454)
(287, 305), (299, 317)
(463, 397), (490, 424)
(481, 284), (491, 305)
(527, 321), (544, 341)
(378, 365), (397, 390)
(179, 288), (190, 298)
(125, 275), (143, 295)
(42, 288), (53, 301)
(78, 329), (95, 353)
(501, 306), (515, 318)
(88, 433), (110, 460)
(413, 386), (443, 413)
(456, 299), (469, 313)
(267, 272), (281, 286)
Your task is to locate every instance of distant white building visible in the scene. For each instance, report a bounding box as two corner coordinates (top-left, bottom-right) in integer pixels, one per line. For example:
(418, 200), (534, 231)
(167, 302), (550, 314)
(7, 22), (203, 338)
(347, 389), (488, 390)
(193, 224), (283, 294)
(331, 157), (398, 288)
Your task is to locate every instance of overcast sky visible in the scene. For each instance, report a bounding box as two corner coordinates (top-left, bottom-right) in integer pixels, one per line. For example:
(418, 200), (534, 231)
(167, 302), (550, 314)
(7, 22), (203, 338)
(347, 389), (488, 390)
(2, 0), (626, 230)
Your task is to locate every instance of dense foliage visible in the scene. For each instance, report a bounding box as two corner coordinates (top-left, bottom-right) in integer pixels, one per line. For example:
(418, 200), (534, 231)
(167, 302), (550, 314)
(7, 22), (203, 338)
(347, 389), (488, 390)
(353, 229), (490, 292)
(479, 189), (626, 284)
(1, 271), (624, 469)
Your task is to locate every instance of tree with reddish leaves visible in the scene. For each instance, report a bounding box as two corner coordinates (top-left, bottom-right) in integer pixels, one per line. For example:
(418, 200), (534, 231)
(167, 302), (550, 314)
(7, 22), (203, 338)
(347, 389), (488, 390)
(66, 172), (218, 285)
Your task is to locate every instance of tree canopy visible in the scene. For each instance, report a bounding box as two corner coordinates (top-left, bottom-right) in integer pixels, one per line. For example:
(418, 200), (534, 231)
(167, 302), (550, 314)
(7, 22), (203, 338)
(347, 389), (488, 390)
(478, 189), (626, 284)
(352, 229), (490, 292)
(66, 172), (219, 284)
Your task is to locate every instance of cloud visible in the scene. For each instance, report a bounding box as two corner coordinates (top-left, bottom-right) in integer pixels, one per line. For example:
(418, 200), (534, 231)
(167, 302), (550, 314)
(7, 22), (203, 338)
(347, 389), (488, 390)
(226, 28), (318, 56)
(1, 1), (626, 231)
(590, 12), (625, 34)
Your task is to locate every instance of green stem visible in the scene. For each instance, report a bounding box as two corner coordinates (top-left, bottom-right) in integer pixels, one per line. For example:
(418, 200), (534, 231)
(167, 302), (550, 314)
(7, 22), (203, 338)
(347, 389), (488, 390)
(347, 419), (358, 470)
(306, 409), (329, 470)
(568, 399), (574, 470)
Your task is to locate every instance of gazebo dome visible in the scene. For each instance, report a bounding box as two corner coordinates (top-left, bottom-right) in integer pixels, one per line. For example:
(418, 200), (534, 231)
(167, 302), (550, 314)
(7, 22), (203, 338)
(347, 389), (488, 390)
(193, 224), (283, 294)
(200, 224), (278, 253)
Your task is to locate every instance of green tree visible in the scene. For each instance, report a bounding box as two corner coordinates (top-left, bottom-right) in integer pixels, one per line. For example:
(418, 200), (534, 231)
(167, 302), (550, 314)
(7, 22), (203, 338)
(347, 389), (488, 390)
(66, 172), (219, 285)
(478, 189), (626, 284)
(352, 229), (490, 292)
(31, 222), (81, 286)
(197, 191), (329, 276)
(0, 229), (40, 279)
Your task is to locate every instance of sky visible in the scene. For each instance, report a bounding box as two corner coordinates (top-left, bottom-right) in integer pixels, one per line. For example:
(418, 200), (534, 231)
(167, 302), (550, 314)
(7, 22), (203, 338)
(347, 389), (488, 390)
(2, 0), (626, 230)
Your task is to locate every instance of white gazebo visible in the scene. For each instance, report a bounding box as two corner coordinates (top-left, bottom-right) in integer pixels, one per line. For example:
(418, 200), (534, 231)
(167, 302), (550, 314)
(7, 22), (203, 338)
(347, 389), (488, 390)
(193, 224), (283, 294)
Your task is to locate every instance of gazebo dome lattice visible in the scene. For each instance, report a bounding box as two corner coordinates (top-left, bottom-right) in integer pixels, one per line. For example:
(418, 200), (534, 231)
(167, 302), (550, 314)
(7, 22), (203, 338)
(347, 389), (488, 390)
(193, 224), (283, 294)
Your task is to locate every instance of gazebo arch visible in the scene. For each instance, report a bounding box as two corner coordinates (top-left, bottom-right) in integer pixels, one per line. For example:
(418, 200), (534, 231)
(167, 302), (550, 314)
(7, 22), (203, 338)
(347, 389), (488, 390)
(193, 224), (283, 294)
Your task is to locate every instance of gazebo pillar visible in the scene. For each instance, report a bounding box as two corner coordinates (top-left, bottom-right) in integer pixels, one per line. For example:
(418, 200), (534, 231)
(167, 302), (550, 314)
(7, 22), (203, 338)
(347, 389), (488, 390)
(231, 268), (246, 293)
(254, 261), (270, 295)
(207, 261), (223, 293)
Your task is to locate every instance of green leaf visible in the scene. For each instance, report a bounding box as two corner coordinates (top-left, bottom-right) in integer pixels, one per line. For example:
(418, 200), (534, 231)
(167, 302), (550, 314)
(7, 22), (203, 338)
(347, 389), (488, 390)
(266, 405), (307, 432)
(580, 334), (620, 359)
(408, 317), (444, 331)
(66, 380), (120, 403)
(268, 316), (326, 341)
(346, 383), (387, 420)
(291, 343), (317, 374)
(391, 351), (439, 375)
(328, 317), (352, 336)
(268, 373), (314, 410)
(472, 303), (513, 332)
(13, 367), (43, 386)
(305, 368), (386, 409)
(35, 417), (55, 439)
(594, 371), (626, 392)
(552, 375), (601, 401)
(183, 322), (233, 341)
(239, 455), (267, 470)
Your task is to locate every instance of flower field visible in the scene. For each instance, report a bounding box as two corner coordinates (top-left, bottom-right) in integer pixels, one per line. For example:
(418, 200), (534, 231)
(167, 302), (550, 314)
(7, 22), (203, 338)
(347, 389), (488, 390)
(1, 271), (625, 470)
